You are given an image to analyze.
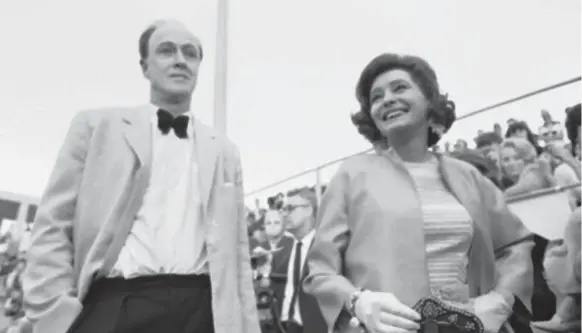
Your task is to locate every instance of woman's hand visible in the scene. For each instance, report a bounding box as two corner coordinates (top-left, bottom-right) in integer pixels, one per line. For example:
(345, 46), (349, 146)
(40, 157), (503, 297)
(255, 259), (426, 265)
(473, 291), (514, 333)
(545, 142), (574, 162)
(354, 291), (421, 333)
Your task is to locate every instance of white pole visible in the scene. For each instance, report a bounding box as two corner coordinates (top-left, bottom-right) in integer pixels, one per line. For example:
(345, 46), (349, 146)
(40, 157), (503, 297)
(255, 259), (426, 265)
(315, 168), (322, 204)
(213, 0), (229, 134)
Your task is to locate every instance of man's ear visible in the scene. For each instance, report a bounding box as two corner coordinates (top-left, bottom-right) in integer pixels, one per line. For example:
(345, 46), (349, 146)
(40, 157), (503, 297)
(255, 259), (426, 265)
(140, 59), (148, 78)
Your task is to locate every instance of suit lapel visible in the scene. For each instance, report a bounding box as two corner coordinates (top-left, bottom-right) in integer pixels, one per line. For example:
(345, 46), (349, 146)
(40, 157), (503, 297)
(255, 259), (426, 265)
(194, 119), (219, 212)
(101, 106), (153, 276)
(122, 106), (153, 167)
(272, 236), (294, 273)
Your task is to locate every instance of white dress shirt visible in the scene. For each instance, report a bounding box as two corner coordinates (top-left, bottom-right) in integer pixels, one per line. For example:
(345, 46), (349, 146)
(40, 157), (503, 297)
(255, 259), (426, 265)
(111, 106), (208, 278)
(281, 229), (315, 325)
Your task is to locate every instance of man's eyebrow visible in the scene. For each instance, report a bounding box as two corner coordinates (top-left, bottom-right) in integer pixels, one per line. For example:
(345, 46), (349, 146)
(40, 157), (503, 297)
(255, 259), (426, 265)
(155, 41), (198, 48)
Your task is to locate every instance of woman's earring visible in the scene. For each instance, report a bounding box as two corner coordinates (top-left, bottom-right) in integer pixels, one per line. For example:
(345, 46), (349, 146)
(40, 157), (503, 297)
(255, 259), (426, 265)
(429, 122), (445, 137)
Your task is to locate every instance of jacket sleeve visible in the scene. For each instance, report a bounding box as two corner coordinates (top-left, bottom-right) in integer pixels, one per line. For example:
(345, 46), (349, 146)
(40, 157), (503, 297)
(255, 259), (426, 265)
(544, 207), (581, 296)
(233, 147), (261, 333)
(303, 164), (358, 332)
(22, 111), (92, 332)
(478, 173), (535, 311)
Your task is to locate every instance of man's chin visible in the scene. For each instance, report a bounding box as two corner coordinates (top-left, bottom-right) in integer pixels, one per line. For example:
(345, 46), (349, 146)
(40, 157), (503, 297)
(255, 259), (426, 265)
(161, 84), (195, 99)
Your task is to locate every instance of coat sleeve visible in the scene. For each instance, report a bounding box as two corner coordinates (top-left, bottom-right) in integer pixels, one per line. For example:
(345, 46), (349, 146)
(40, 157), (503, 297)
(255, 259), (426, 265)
(544, 207), (581, 296)
(233, 147), (261, 333)
(303, 164), (358, 332)
(477, 173), (535, 311)
(22, 111), (93, 333)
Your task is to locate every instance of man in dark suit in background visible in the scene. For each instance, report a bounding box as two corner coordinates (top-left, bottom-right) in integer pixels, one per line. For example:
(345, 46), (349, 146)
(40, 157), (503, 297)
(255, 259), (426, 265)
(279, 189), (326, 333)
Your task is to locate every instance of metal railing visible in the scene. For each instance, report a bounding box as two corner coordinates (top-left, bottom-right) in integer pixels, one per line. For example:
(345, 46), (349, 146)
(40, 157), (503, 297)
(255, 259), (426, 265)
(245, 76), (581, 202)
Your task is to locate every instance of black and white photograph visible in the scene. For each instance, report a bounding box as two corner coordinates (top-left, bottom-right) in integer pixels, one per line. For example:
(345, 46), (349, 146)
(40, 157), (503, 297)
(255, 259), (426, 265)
(0, 1), (580, 332)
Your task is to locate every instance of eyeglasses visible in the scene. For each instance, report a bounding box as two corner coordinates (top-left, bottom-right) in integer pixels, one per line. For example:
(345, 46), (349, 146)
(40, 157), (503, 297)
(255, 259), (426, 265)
(281, 204), (310, 213)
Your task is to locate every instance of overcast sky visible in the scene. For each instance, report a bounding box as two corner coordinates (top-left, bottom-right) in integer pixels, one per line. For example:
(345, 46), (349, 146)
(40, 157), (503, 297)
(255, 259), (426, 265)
(0, 0), (580, 206)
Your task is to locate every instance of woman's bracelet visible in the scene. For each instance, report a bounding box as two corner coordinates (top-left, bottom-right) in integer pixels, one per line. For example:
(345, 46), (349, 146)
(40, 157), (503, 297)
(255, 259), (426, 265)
(347, 289), (367, 331)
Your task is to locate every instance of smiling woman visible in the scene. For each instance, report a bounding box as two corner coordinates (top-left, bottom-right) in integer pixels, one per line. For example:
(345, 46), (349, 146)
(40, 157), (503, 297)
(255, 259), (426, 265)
(303, 53), (535, 333)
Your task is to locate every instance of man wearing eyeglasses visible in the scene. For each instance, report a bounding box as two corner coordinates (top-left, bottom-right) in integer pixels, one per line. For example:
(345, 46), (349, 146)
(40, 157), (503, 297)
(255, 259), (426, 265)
(20, 19), (259, 333)
(280, 188), (326, 333)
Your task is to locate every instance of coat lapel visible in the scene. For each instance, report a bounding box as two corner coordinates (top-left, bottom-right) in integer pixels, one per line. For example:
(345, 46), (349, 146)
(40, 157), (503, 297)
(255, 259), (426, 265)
(436, 154), (491, 298)
(194, 119), (219, 212)
(100, 106), (153, 276)
(122, 106), (153, 167)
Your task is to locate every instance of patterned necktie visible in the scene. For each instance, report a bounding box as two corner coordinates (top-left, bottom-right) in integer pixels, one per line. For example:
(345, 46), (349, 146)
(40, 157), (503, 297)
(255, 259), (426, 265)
(157, 109), (189, 139)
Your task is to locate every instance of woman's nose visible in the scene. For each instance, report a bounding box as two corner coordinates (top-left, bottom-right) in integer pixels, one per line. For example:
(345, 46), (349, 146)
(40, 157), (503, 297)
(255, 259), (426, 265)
(382, 93), (397, 106)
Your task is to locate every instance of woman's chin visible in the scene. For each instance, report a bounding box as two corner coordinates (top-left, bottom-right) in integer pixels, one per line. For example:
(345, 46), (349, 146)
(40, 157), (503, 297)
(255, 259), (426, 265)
(377, 119), (412, 137)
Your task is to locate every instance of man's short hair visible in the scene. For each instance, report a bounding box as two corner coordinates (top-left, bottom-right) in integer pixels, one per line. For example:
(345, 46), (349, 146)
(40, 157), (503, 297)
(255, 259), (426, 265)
(474, 132), (503, 149)
(286, 187), (318, 217)
(138, 24), (158, 61)
(138, 20), (204, 61)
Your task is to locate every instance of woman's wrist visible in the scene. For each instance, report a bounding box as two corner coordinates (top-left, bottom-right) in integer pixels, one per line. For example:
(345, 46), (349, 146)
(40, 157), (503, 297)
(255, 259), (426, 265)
(346, 288), (367, 330)
(347, 289), (366, 316)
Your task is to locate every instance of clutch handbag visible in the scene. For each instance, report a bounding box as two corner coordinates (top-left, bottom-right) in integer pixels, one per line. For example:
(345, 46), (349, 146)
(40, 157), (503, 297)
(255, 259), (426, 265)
(412, 297), (484, 333)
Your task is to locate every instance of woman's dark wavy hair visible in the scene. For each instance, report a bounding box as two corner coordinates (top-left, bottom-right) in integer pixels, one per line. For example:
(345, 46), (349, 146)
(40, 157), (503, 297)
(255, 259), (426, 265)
(504, 121), (542, 155)
(351, 53), (456, 147)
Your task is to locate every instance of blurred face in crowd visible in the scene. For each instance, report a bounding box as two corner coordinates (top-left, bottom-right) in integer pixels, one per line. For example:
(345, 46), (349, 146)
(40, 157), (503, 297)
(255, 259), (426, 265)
(281, 195), (313, 234)
(245, 214), (254, 226)
(508, 129), (528, 139)
(453, 140), (467, 152)
(500, 146), (525, 180)
(141, 21), (203, 101)
(480, 144), (501, 167)
(264, 210), (284, 240)
(252, 228), (266, 243)
(369, 69), (430, 139)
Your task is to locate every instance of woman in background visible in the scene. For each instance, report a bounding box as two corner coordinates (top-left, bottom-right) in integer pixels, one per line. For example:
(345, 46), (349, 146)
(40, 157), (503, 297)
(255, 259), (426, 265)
(505, 121), (543, 155)
(499, 137), (556, 197)
(304, 53), (534, 333)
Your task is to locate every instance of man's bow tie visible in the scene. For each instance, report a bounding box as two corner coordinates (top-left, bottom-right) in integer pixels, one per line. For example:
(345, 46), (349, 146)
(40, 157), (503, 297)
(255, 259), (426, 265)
(157, 109), (189, 139)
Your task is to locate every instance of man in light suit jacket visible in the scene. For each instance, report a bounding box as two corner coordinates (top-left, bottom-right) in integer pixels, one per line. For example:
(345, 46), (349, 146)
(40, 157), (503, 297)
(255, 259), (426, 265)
(20, 19), (260, 333)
